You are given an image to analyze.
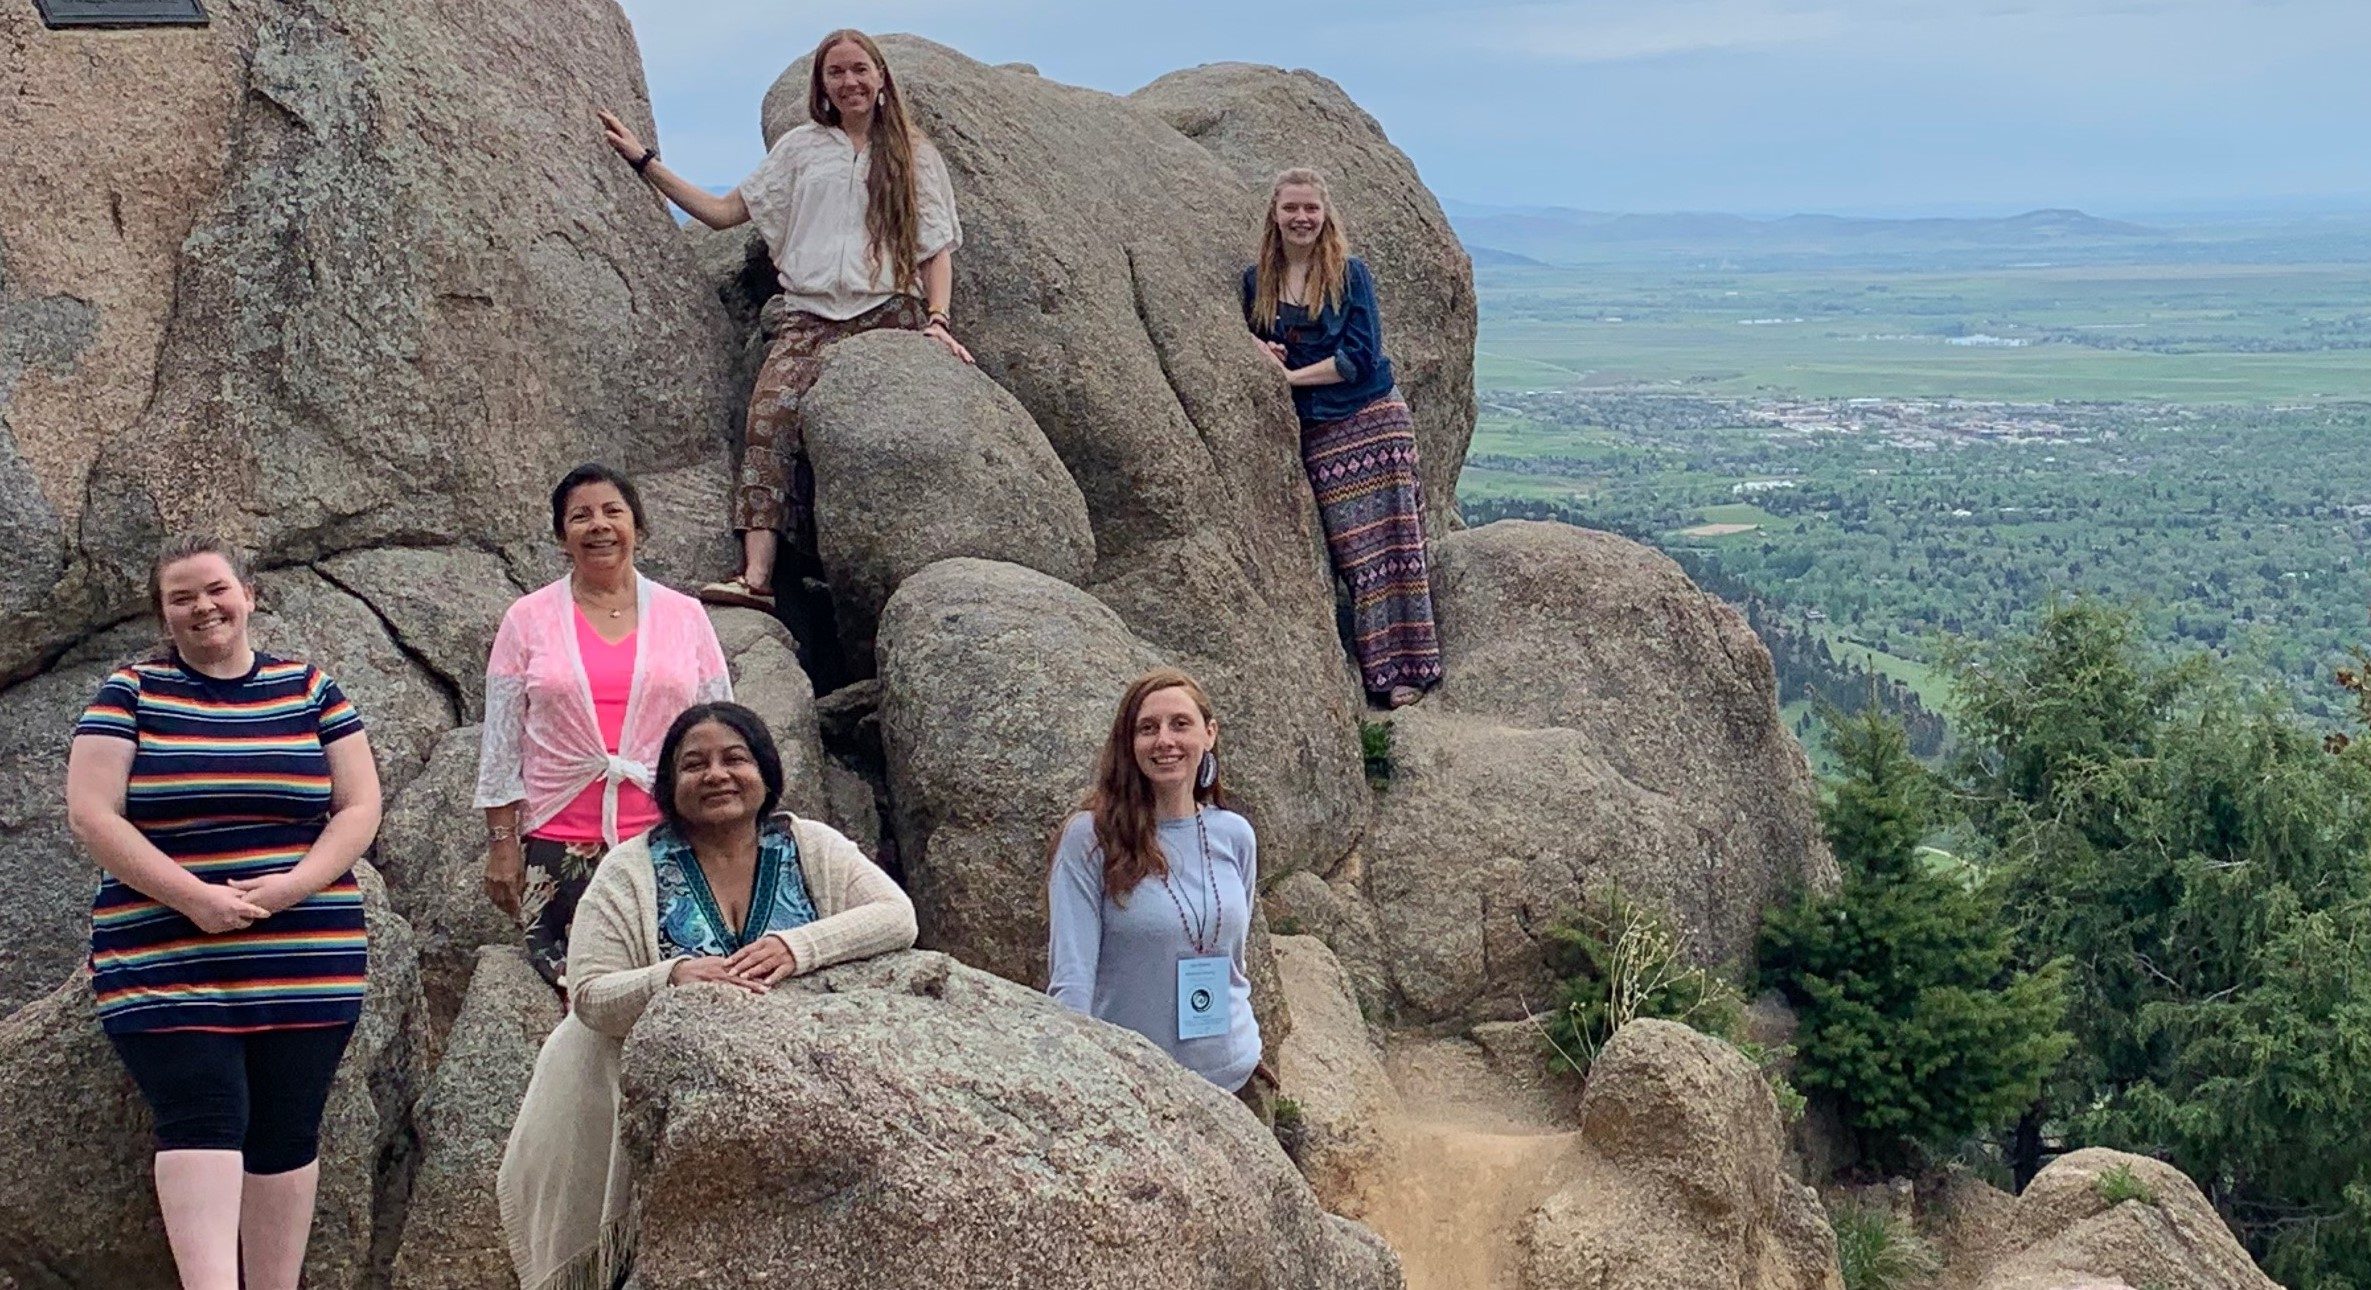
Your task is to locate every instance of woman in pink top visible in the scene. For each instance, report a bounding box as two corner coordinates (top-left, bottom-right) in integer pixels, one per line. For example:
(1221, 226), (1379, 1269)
(475, 464), (733, 994)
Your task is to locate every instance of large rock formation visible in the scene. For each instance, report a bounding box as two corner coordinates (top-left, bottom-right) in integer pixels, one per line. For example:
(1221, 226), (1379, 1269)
(803, 328), (1095, 664)
(1963, 1150), (2277, 1290)
(376, 726), (518, 1043)
(0, 0), (736, 682)
(1523, 1019), (1843, 1290)
(878, 558), (1167, 983)
(1272, 933), (1399, 1217)
(0, 865), (428, 1289)
(390, 947), (559, 1290)
(766, 38), (1374, 889)
(1351, 522), (1834, 1023)
(1132, 63), (1475, 537)
(618, 951), (1401, 1290)
(705, 605), (833, 821)
(0, 11), (1894, 1287)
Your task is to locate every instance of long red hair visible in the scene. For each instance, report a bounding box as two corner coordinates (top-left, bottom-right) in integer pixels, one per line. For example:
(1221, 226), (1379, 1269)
(1054, 668), (1228, 906)
(806, 29), (926, 296)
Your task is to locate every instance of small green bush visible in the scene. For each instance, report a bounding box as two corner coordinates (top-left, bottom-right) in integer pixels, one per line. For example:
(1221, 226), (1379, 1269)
(1539, 886), (1743, 1075)
(1359, 719), (1395, 788)
(2095, 1161), (2157, 1207)
(1830, 1205), (1940, 1290)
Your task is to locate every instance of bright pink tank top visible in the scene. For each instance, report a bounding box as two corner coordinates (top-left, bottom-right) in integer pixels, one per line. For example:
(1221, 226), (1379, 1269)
(530, 609), (660, 844)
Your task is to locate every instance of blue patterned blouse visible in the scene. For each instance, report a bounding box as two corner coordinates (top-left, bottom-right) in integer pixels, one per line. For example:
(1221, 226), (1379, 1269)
(650, 818), (819, 960)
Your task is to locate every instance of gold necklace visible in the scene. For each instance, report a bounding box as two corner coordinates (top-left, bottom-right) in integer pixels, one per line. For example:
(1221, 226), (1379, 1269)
(571, 579), (634, 620)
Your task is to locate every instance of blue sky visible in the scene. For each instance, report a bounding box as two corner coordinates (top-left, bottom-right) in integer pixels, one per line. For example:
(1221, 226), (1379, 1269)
(613, 0), (2371, 218)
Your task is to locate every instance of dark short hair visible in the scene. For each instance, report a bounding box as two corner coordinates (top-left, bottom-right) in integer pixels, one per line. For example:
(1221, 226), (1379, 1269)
(655, 702), (785, 834)
(549, 462), (649, 541)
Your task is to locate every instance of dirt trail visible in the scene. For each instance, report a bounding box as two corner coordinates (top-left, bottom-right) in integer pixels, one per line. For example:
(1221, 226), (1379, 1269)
(1354, 1037), (1595, 1290)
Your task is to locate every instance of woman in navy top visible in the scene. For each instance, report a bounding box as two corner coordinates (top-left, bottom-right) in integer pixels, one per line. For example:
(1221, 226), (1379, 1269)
(1243, 167), (1443, 708)
(64, 534), (381, 1290)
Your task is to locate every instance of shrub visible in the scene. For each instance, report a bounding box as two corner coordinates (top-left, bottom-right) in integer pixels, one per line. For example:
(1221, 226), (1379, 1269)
(1539, 886), (1742, 1074)
(2095, 1161), (2156, 1207)
(1759, 706), (2071, 1174)
(1830, 1205), (1939, 1290)
(1359, 718), (1395, 788)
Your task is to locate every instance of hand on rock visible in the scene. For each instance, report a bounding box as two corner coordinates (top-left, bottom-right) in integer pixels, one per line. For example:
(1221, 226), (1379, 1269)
(597, 109), (646, 163)
(723, 936), (798, 985)
(1259, 340), (1290, 372)
(923, 321), (974, 365)
(671, 956), (768, 993)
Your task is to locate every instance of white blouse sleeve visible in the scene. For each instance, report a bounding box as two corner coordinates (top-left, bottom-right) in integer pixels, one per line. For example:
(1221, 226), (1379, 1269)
(915, 141), (962, 260)
(473, 609), (530, 809)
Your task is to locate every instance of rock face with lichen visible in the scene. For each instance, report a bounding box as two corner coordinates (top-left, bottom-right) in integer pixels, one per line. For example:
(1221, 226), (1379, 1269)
(621, 952), (1400, 1290)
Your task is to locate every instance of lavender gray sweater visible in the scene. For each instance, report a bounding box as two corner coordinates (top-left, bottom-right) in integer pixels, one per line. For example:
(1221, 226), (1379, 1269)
(1046, 808), (1262, 1092)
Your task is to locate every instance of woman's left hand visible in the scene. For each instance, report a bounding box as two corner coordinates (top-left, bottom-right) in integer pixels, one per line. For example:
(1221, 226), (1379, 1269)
(722, 935), (799, 985)
(922, 321), (975, 366)
(1258, 340), (1290, 373)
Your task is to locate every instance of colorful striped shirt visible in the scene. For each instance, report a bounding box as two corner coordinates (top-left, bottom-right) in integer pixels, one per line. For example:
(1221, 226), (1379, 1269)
(75, 652), (370, 1034)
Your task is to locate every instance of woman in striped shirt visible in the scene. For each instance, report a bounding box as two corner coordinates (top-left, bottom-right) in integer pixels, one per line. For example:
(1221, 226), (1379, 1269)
(63, 534), (381, 1290)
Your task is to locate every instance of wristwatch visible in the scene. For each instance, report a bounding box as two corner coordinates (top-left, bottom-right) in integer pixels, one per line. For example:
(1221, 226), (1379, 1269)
(632, 145), (659, 175)
(926, 309), (952, 330)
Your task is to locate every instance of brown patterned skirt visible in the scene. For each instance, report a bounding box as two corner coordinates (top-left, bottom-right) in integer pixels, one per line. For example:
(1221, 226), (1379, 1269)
(732, 293), (932, 553)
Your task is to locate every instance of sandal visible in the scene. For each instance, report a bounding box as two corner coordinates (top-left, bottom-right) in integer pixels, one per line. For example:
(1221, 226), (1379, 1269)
(697, 575), (776, 611)
(1386, 685), (1426, 710)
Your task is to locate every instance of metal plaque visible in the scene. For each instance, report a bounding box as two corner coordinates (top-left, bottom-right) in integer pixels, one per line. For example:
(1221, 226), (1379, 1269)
(33, 0), (209, 28)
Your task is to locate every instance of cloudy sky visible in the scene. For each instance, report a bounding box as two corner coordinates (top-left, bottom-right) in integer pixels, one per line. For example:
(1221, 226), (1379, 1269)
(613, 0), (2370, 218)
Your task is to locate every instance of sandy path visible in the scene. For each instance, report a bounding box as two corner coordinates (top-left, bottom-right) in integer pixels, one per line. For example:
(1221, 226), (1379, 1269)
(1354, 1038), (1594, 1290)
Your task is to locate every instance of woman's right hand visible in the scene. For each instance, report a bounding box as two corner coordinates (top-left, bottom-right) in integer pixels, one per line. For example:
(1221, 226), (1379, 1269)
(484, 838), (526, 919)
(180, 882), (270, 935)
(597, 109), (646, 164)
(669, 956), (768, 993)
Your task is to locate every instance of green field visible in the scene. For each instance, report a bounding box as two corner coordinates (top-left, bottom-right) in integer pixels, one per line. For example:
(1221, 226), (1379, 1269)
(1472, 261), (2371, 402)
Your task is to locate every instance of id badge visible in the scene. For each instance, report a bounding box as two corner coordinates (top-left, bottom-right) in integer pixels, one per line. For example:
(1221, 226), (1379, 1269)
(1176, 954), (1231, 1041)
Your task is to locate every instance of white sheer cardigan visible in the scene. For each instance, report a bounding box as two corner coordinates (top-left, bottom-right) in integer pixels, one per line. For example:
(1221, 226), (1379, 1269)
(473, 575), (732, 846)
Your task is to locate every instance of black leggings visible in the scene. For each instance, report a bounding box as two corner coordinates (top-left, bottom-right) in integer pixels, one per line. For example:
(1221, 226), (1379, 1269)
(108, 1023), (356, 1175)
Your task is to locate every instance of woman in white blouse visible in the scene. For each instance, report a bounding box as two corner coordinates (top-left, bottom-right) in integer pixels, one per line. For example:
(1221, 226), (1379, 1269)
(597, 28), (970, 613)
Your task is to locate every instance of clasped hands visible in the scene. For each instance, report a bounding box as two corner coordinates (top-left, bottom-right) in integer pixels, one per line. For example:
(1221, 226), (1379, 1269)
(183, 873), (307, 934)
(670, 936), (799, 993)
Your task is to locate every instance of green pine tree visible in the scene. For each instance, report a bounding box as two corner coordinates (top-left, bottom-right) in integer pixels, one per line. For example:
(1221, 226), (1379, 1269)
(1760, 705), (2072, 1174)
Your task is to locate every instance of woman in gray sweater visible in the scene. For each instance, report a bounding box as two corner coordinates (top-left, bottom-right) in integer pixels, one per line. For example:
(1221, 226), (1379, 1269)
(1046, 668), (1264, 1098)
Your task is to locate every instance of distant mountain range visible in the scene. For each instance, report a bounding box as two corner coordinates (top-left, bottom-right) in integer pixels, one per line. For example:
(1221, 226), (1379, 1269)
(1450, 204), (2160, 268)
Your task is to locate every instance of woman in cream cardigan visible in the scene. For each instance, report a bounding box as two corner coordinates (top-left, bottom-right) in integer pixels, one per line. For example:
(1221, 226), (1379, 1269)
(498, 701), (915, 1290)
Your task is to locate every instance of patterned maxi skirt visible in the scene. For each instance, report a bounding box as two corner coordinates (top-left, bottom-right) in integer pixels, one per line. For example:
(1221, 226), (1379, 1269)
(518, 836), (606, 993)
(732, 293), (932, 552)
(1301, 392), (1443, 697)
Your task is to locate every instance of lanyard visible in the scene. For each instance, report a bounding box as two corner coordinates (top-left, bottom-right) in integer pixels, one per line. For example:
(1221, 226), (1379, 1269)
(1156, 808), (1223, 956)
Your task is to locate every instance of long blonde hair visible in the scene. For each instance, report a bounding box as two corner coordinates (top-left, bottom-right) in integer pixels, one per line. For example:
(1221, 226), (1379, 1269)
(1250, 167), (1351, 333)
(807, 28), (925, 296)
(1052, 668), (1229, 906)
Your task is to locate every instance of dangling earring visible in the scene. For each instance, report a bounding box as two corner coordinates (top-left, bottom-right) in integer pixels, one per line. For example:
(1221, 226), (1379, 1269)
(1197, 750), (1218, 790)
(875, 89), (886, 109)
